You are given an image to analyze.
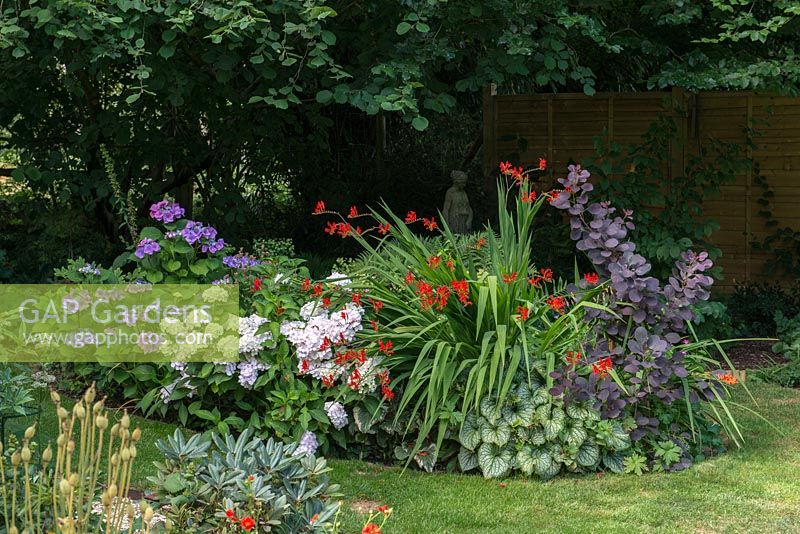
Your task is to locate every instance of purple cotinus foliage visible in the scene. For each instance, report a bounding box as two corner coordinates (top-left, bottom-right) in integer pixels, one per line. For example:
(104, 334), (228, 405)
(549, 164), (718, 446)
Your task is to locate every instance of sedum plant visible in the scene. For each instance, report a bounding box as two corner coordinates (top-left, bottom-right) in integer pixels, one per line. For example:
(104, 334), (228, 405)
(149, 428), (340, 533)
(0, 384), (155, 534)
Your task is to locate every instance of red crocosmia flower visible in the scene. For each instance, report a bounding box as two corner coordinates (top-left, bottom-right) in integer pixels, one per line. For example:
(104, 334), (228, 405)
(540, 268), (553, 283)
(226, 509), (238, 521)
(371, 319), (379, 331)
(435, 285), (451, 310)
(322, 297), (331, 308)
(313, 283), (323, 297)
(450, 280), (471, 306)
(369, 298), (384, 313)
(584, 272), (599, 285)
(324, 221), (338, 235)
(378, 223), (391, 235)
(566, 351), (582, 365)
(474, 237), (487, 250)
(416, 280), (435, 310)
(404, 211), (417, 223)
(718, 372), (738, 385)
(499, 161), (513, 174)
(240, 516), (255, 531)
(428, 255), (441, 268)
(446, 258), (455, 272)
(362, 523), (381, 534)
(502, 272), (518, 284)
(348, 368), (361, 390)
(404, 271), (415, 285)
(319, 337), (331, 351)
(313, 200), (326, 214)
(252, 277), (262, 292)
(381, 384), (395, 401)
(300, 360), (309, 373)
(301, 278), (311, 292)
(591, 357), (613, 378)
(348, 205), (359, 218)
(511, 166), (524, 183)
(355, 226), (363, 236)
(529, 275), (542, 287)
(538, 157), (547, 170)
(352, 292), (363, 305)
(310, 513), (320, 524)
(546, 295), (566, 314)
(378, 339), (394, 355)
(321, 374), (334, 387)
(336, 222), (352, 238)
(377, 505), (392, 515)
(521, 190), (536, 203)
(423, 217), (438, 231)
(517, 305), (529, 321)
(377, 369), (390, 385)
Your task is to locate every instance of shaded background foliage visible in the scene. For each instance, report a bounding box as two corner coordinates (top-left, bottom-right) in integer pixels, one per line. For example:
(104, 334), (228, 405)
(1, 0), (800, 281)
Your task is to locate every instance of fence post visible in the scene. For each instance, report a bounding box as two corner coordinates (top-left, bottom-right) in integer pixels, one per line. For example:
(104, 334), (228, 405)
(670, 87), (687, 179)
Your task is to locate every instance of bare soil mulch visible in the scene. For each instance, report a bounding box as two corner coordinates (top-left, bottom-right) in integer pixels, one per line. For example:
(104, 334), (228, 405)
(724, 340), (787, 369)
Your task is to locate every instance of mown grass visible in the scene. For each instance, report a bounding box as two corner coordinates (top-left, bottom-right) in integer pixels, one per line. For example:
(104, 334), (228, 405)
(15, 382), (799, 533)
(330, 382), (800, 533)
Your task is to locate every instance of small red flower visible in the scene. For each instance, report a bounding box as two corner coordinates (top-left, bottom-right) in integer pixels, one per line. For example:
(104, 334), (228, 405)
(584, 272), (599, 285)
(301, 278), (311, 292)
(322, 374), (335, 387)
(252, 277), (262, 292)
(313, 283), (323, 297)
(352, 291), (363, 305)
(310, 513), (320, 524)
(336, 222), (352, 238)
(450, 280), (471, 306)
(378, 223), (391, 235)
(502, 272), (518, 284)
(324, 221), (338, 235)
(369, 298), (384, 313)
(423, 217), (438, 231)
(538, 157), (547, 170)
(404, 211), (417, 223)
(362, 523), (381, 534)
(248, 475), (254, 482)
(428, 255), (441, 268)
(381, 384), (395, 401)
(591, 357), (613, 378)
(566, 351), (582, 365)
(371, 319), (380, 331)
(240, 516), (255, 531)
(377, 505), (392, 515)
(517, 305), (529, 321)
(511, 166), (524, 183)
(300, 360), (309, 373)
(348, 205), (359, 218)
(521, 190), (536, 203)
(546, 295), (566, 314)
(322, 297), (331, 308)
(404, 271), (415, 285)
(226, 509), (238, 522)
(499, 161), (513, 174)
(474, 237), (487, 250)
(378, 339), (394, 355)
(446, 258), (455, 272)
(717, 372), (738, 385)
(313, 200), (326, 214)
(540, 268), (553, 283)
(348, 368), (362, 390)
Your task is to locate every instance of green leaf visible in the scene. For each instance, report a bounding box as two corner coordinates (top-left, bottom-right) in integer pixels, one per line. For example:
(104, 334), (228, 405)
(162, 473), (186, 494)
(565, 423), (587, 449)
(125, 93), (141, 104)
(316, 90), (333, 104)
(480, 418), (511, 446)
(477, 442), (513, 479)
(416, 22), (430, 33)
(515, 444), (537, 475)
(396, 22), (412, 35)
(577, 440), (600, 467)
(145, 270), (164, 283)
(602, 451), (625, 474)
(459, 413), (481, 450)
(37, 9), (53, 23)
(411, 116), (429, 131)
(458, 447), (478, 471)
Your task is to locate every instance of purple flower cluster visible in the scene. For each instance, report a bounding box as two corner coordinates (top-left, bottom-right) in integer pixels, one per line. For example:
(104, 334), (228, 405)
(223, 253), (262, 270)
(181, 220), (216, 244)
(149, 199), (185, 223)
(550, 164), (717, 449)
(134, 238), (161, 259)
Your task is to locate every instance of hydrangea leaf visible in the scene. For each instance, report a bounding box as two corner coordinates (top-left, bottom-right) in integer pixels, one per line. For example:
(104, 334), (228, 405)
(477, 442), (513, 479)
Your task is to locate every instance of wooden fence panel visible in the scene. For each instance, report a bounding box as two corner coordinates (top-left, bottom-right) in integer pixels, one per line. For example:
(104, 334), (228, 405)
(483, 88), (800, 291)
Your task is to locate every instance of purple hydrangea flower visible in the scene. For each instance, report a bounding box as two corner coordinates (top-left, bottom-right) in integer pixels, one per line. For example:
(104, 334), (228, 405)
(324, 401), (349, 430)
(149, 200), (185, 223)
(202, 238), (225, 254)
(134, 238), (161, 259)
(223, 253), (262, 269)
(293, 431), (319, 456)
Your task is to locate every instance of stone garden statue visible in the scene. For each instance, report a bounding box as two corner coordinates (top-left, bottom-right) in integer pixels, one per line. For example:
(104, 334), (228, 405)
(443, 170), (473, 234)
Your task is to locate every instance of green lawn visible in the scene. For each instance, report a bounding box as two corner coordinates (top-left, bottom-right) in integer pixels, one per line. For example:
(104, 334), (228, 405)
(21, 382), (800, 533)
(330, 382), (800, 533)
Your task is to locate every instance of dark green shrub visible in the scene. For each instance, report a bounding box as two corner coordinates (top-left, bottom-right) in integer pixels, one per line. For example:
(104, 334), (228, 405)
(727, 282), (800, 336)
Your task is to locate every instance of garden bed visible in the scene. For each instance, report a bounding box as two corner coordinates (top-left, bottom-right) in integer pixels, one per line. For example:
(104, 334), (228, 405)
(726, 341), (787, 370)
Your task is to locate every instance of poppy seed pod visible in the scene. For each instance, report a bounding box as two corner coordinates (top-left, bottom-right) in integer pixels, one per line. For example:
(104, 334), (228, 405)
(121, 412), (130, 429)
(84, 385), (96, 404)
(110, 453), (119, 466)
(42, 445), (53, 464)
(132, 428), (141, 441)
(73, 403), (86, 420)
(24, 425), (36, 440)
(50, 389), (60, 403)
(9, 525), (18, 534)
(102, 492), (112, 507)
(11, 451), (21, 467)
(128, 445), (137, 459)
(68, 473), (78, 486)
(57, 407), (68, 420)
(21, 446), (31, 463)
(57, 434), (66, 448)
(67, 440), (75, 453)
(96, 415), (109, 430)
(108, 483), (118, 498)
(121, 448), (131, 462)
(93, 399), (105, 414)
(59, 478), (71, 494)
(127, 502), (135, 519)
(111, 423), (120, 437)
(143, 505), (154, 523)
(165, 518), (173, 531)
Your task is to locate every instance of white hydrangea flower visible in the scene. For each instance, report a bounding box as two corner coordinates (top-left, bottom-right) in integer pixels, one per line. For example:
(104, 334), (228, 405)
(324, 401), (348, 430)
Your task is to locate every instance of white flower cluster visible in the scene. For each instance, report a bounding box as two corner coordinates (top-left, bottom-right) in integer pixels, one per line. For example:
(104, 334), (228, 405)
(293, 431), (319, 456)
(280, 301), (364, 380)
(239, 314), (276, 355)
(324, 401), (349, 430)
(326, 271), (352, 290)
